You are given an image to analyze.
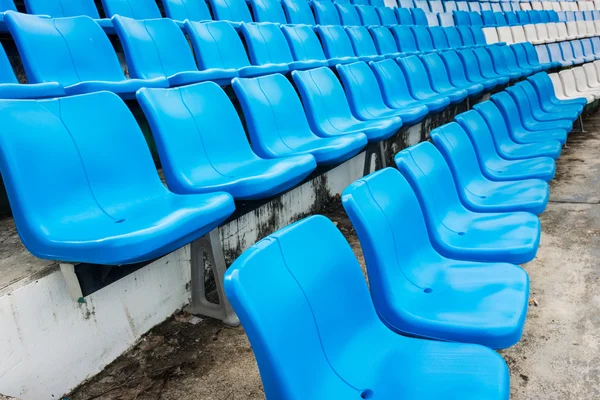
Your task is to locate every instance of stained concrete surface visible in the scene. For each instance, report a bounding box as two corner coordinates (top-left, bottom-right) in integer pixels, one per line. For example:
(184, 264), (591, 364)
(67, 117), (600, 400)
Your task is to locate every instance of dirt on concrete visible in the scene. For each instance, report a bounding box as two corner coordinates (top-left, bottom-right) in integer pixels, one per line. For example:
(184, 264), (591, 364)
(67, 115), (600, 400)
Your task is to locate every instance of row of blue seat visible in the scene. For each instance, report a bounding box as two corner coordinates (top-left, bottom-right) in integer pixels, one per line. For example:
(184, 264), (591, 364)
(536, 37), (600, 64)
(1, 10), (538, 100)
(224, 70), (586, 399)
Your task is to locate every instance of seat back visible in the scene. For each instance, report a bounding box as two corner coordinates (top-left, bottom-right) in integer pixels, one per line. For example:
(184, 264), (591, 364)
(420, 52), (454, 91)
(242, 23), (294, 67)
(535, 43), (552, 64)
(501, 2), (513, 12)
(184, 21), (251, 71)
(248, 0), (287, 23)
(482, 10), (496, 25)
(482, 27), (500, 44)
(429, 0), (444, 13)
(516, 10), (531, 24)
(546, 22), (560, 40)
(473, 100), (519, 148)
(457, 25), (476, 45)
(113, 16), (198, 81)
(137, 82), (259, 191)
(414, 0), (430, 11)
(556, 21), (569, 38)
(454, 109), (503, 167)
(369, 26), (400, 54)
(510, 25), (527, 43)
(445, 1), (458, 12)
(470, 10), (484, 25)
(390, 25), (419, 53)
(429, 26), (450, 49)
(398, 0), (415, 8)
(439, 50), (470, 86)
(469, 26), (489, 45)
(559, 40), (576, 62)
(496, 26), (514, 43)
(376, 6), (398, 24)
(491, 2), (502, 12)
(346, 26), (379, 57)
(523, 24), (539, 42)
(410, 26), (435, 52)
(547, 42), (565, 62)
(468, 1), (481, 12)
(282, 0), (316, 24)
(336, 61), (392, 117)
(438, 12), (455, 26)
(480, 2), (492, 12)
(231, 74), (316, 159)
(356, 5), (380, 25)
(24, 0), (101, 18)
(457, 48), (485, 80)
(411, 7), (429, 25)
(223, 215), (380, 400)
(456, 1), (469, 12)
(282, 25), (328, 63)
(208, 0), (253, 22)
(101, 0), (161, 19)
(316, 25), (357, 60)
(571, 39), (586, 60)
(453, 10), (470, 26)
(5, 12), (125, 86)
(473, 46), (499, 75)
(505, 11), (520, 25)
(395, 7), (414, 24)
(336, 3), (362, 25)
(443, 26), (464, 47)
(311, 0), (341, 25)
(396, 55), (437, 98)
(370, 58), (417, 107)
(0, 42), (18, 84)
(0, 0), (16, 12)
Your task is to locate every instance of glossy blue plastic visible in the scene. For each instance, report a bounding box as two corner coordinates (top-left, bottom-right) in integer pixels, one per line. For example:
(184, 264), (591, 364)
(5, 12), (167, 99)
(529, 9), (542, 24)
(395, 7), (414, 25)
(494, 12), (508, 26)
(345, 26), (385, 61)
(162, 0), (212, 21)
(410, 26), (437, 53)
(247, 0), (286, 23)
(184, 21), (280, 78)
(457, 49), (503, 90)
(137, 82), (316, 200)
(312, 0), (341, 25)
(514, 81), (580, 121)
(472, 47), (512, 84)
(292, 67), (403, 142)
(473, 101), (563, 160)
(504, 85), (574, 130)
(491, 91), (569, 144)
(571, 40), (595, 63)
(336, 2), (361, 25)
(0, 92), (235, 265)
(368, 26), (404, 58)
(431, 123), (550, 215)
(560, 41), (585, 65)
(455, 110), (557, 182)
(281, 24), (331, 67)
(443, 26), (469, 49)
(453, 10), (471, 25)
(546, 43), (572, 67)
(316, 25), (363, 64)
(482, 10), (497, 25)
(0, 42), (64, 99)
(113, 16), (236, 87)
(208, 0), (253, 23)
(411, 7), (429, 25)
(242, 22), (324, 72)
(522, 42), (558, 70)
(438, 51), (485, 95)
(516, 10), (530, 24)
(528, 72), (587, 107)
(281, 0), (315, 24)
(395, 142), (541, 264)
(389, 25), (420, 54)
(486, 45), (528, 79)
(470, 27), (492, 46)
(397, 56), (455, 106)
(505, 11), (519, 25)
(470, 11), (485, 26)
(375, 6), (397, 25)
(24, 0), (112, 29)
(369, 58), (446, 115)
(457, 26), (478, 46)
(225, 215), (511, 399)
(511, 43), (545, 71)
(101, 0), (161, 19)
(419, 53), (470, 102)
(232, 74), (366, 164)
(428, 26), (451, 50)
(356, 5), (380, 25)
(337, 62), (428, 124)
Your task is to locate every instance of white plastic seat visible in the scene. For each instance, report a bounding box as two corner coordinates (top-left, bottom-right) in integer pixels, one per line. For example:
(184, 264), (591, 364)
(567, 20), (585, 38)
(483, 27), (501, 44)
(524, 24), (544, 44)
(551, 72), (595, 104)
(510, 25), (528, 43)
(531, 1), (543, 10)
(491, 3), (502, 12)
(593, 60), (600, 82)
(560, 68), (600, 100)
(576, 20), (591, 37)
(497, 26), (515, 44)
(585, 20), (597, 36)
(430, 0), (445, 13)
(570, 2), (579, 11)
(595, 0), (600, 10)
(536, 23), (553, 43)
(560, 2), (571, 11)
(542, 2), (553, 10)
(558, 21), (577, 39)
(444, 1), (458, 12)
(578, 1), (593, 10)
(546, 22), (560, 41)
(582, 62), (600, 88)
(573, 66), (600, 96)
(552, 2), (562, 11)
(520, 2), (533, 11)
(425, 12), (440, 26)
(481, 2), (492, 12)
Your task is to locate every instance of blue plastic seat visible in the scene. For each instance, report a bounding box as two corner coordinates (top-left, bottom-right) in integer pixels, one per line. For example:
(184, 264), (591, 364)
(369, 0), (384, 7)
(395, 142), (541, 264)
(232, 74), (367, 165)
(528, 72), (587, 108)
(101, 0), (162, 20)
(486, 45), (529, 79)
(429, 26), (451, 50)
(419, 53), (471, 100)
(547, 10), (559, 22)
(281, 0), (316, 24)
(529, 9), (542, 23)
(225, 214), (512, 399)
(580, 39), (599, 61)
(137, 82), (316, 200)
(184, 21), (281, 78)
(24, 0), (112, 30)
(572, 40), (596, 63)
(472, 47), (513, 83)
(453, 10), (471, 25)
(390, 25), (421, 54)
(369, 26), (404, 58)
(454, 110), (557, 182)
(482, 10), (497, 25)
(470, 26), (494, 46)
(473, 101), (563, 159)
(457, 25), (480, 46)
(505, 11), (519, 25)
(397, 56), (456, 106)
(431, 123), (550, 214)
(512, 43), (546, 71)
(281, 25), (332, 67)
(457, 49), (504, 90)
(356, 5), (381, 25)
(469, 11), (485, 25)
(312, 0), (342, 25)
(375, 6), (398, 25)
(242, 22), (325, 72)
(0, 42), (64, 99)
(336, 2), (362, 25)
(370, 58), (448, 114)
(513, 81), (580, 122)
(505, 85), (575, 130)
(560, 41), (585, 65)
(292, 67), (403, 142)
(0, 0), (16, 32)
(337, 61), (429, 124)
(521, 42), (557, 70)
(208, 0), (253, 23)
(410, 26), (438, 53)
(438, 51), (485, 95)
(5, 12), (167, 99)
(395, 7), (415, 25)
(345, 26), (386, 61)
(316, 25), (365, 64)
(491, 91), (569, 144)
(113, 17), (236, 87)
(443, 26), (470, 48)
(0, 91), (235, 265)
(411, 7), (429, 25)
(247, 0), (287, 23)
(162, 0), (212, 22)
(494, 12), (509, 26)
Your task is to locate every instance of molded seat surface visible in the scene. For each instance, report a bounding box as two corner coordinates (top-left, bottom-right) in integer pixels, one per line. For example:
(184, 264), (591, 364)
(395, 142), (541, 264)
(0, 92), (235, 265)
(528, 72), (588, 107)
(137, 82), (317, 200)
(396, 56), (455, 106)
(343, 167), (530, 349)
(419, 52), (473, 100)
(232, 74), (367, 165)
(505, 85), (574, 130)
(431, 123), (550, 215)
(225, 215), (511, 399)
(292, 67), (403, 142)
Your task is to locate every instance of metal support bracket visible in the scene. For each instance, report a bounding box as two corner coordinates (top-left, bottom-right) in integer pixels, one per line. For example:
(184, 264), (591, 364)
(187, 229), (239, 327)
(572, 114), (587, 134)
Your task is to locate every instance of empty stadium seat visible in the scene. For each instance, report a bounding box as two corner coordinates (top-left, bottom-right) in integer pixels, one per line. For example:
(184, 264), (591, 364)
(5, 12), (167, 99)
(336, 2), (362, 26)
(468, 48), (511, 85)
(410, 25), (438, 52)
(281, 0), (315, 24)
(395, 142), (541, 264)
(375, 6), (398, 25)
(395, 7), (415, 24)
(281, 24), (336, 67)
(454, 111), (557, 181)
(231, 74), (367, 165)
(429, 26), (451, 50)
(24, 0), (112, 30)
(369, 26), (404, 57)
(101, 0), (162, 20)
(506, 84), (575, 130)
(356, 5), (381, 25)
(162, 0), (212, 22)
(224, 214), (512, 399)
(390, 25), (421, 54)
(528, 72), (588, 108)
(453, 10), (471, 25)
(430, 123), (550, 214)
(345, 26), (385, 61)
(438, 50), (487, 93)
(517, 80), (582, 121)
(0, 91), (235, 264)
(397, 56), (461, 105)
(312, 0), (342, 25)
(411, 7), (429, 25)
(342, 167), (530, 348)
(336, 62), (429, 124)
(420, 52), (474, 98)
(114, 16), (237, 87)
(316, 25), (364, 63)
(137, 82), (316, 199)
(292, 67), (403, 141)
(248, 0), (287, 23)
(208, 0), (253, 23)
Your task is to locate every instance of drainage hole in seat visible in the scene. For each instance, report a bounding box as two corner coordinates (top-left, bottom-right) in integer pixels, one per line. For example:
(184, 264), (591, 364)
(115, 219), (126, 224)
(361, 390), (374, 399)
(458, 231), (465, 236)
(423, 288), (433, 294)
